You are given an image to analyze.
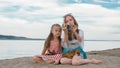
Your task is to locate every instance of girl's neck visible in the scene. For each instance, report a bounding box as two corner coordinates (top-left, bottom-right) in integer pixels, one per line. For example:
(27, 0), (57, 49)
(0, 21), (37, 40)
(52, 36), (59, 41)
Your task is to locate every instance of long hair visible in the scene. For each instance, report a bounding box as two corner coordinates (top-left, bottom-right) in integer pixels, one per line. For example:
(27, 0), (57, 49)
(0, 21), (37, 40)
(44, 24), (62, 50)
(63, 13), (79, 41)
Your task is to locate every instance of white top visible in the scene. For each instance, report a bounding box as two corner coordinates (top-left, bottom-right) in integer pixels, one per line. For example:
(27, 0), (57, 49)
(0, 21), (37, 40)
(62, 29), (84, 49)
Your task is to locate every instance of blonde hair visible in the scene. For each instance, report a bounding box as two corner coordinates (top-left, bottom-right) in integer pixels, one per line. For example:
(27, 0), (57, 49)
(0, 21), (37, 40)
(63, 13), (78, 27)
(44, 24), (62, 49)
(63, 13), (79, 41)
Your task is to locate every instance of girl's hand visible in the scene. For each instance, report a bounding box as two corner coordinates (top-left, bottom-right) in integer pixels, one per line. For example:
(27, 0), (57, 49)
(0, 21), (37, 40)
(72, 25), (78, 33)
(62, 24), (68, 33)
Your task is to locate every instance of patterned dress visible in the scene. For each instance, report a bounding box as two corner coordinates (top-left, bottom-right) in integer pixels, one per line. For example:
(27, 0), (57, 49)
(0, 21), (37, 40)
(35, 41), (62, 64)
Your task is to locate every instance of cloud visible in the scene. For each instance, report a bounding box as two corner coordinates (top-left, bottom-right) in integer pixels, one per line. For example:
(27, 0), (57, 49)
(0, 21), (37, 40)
(61, 0), (120, 9)
(0, 16), (53, 38)
(0, 5), (21, 12)
(0, 0), (120, 40)
(1, 0), (59, 8)
(0, 0), (63, 22)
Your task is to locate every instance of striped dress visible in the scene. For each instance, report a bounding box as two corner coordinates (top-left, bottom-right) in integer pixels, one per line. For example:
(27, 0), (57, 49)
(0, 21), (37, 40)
(35, 41), (62, 64)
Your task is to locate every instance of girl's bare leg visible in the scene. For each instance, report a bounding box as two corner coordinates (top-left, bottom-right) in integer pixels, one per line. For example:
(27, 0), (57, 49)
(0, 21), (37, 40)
(33, 56), (45, 64)
(60, 57), (72, 65)
(72, 55), (91, 65)
(46, 59), (55, 64)
(90, 58), (102, 64)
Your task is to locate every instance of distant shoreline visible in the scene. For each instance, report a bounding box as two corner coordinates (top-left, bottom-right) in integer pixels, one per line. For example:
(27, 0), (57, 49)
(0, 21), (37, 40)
(85, 40), (120, 41)
(0, 35), (120, 41)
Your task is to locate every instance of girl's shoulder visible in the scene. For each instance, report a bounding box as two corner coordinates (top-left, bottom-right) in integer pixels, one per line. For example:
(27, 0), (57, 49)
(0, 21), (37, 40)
(78, 29), (84, 35)
(79, 29), (84, 33)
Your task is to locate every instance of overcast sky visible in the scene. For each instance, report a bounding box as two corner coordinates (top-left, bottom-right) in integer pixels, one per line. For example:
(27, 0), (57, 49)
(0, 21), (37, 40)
(0, 0), (120, 40)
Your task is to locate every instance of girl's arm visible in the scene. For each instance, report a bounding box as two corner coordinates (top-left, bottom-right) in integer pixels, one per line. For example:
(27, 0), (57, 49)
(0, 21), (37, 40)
(64, 31), (68, 43)
(74, 31), (82, 42)
(62, 24), (69, 43)
(41, 47), (47, 55)
(72, 25), (82, 42)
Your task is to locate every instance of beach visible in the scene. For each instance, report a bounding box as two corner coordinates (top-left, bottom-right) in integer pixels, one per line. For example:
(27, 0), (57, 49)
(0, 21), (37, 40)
(0, 48), (120, 68)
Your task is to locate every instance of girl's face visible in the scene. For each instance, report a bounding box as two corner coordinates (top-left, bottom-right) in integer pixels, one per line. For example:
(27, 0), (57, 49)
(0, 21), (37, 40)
(52, 26), (62, 38)
(65, 16), (74, 26)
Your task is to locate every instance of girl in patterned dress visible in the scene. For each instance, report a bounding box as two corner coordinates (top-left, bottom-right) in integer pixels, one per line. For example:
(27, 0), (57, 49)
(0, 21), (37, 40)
(33, 24), (62, 64)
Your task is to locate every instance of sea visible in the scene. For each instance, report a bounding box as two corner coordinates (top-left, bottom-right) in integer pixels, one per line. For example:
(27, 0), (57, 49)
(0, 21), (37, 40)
(0, 40), (120, 59)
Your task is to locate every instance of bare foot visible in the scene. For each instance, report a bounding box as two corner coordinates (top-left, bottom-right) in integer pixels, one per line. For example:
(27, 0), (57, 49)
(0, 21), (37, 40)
(46, 60), (55, 64)
(37, 57), (46, 64)
(91, 58), (102, 64)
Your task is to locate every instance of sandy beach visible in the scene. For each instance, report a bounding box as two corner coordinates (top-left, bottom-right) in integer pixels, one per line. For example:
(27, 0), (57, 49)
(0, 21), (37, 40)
(0, 48), (120, 68)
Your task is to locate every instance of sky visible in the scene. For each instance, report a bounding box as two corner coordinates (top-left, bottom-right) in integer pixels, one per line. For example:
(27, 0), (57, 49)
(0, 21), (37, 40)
(0, 0), (120, 40)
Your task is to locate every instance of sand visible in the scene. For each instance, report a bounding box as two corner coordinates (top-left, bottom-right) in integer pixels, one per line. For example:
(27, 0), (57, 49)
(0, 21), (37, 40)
(0, 48), (120, 68)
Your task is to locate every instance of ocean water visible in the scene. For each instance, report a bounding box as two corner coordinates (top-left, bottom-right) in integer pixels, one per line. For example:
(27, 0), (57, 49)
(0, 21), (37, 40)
(0, 40), (120, 59)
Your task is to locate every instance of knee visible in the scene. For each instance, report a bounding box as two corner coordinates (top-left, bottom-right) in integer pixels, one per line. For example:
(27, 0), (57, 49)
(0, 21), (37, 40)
(33, 56), (39, 62)
(72, 61), (80, 66)
(60, 58), (72, 64)
(60, 58), (65, 64)
(72, 60), (80, 66)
